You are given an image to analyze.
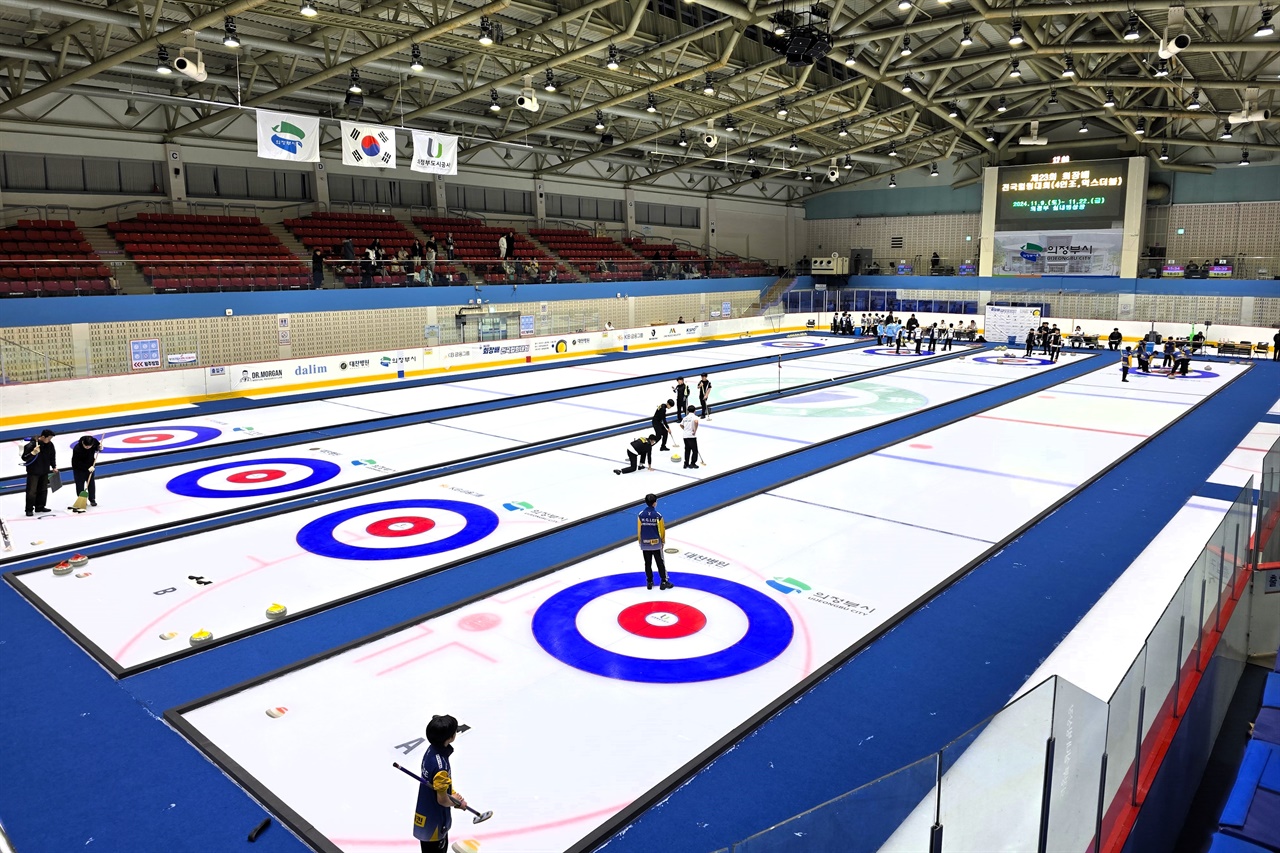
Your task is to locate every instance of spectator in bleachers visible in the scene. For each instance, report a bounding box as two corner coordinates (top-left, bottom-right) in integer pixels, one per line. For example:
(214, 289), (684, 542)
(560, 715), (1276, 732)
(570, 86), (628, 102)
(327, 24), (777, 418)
(409, 240), (423, 280)
(502, 258), (515, 283)
(445, 233), (455, 261)
(390, 248), (407, 276)
(596, 258), (608, 274)
(312, 247), (326, 289)
(424, 244), (437, 286)
(524, 259), (539, 282)
(360, 246), (376, 288)
(546, 266), (557, 283)
(497, 232), (509, 261)
(341, 238), (356, 274)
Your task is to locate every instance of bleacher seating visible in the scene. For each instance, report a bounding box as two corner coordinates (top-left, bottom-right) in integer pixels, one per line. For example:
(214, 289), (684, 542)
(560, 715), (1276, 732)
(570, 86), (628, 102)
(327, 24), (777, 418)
(0, 219), (113, 297)
(108, 213), (308, 293)
(529, 228), (648, 282)
(623, 237), (732, 280)
(415, 216), (568, 284)
(284, 212), (456, 287)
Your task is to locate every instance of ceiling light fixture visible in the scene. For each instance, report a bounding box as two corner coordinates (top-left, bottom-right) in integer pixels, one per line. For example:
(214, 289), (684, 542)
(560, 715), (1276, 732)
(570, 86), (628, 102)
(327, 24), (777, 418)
(960, 22), (973, 46)
(702, 74), (716, 95)
(478, 16), (494, 46)
(1009, 19), (1024, 46)
(789, 134), (799, 151)
(1220, 123), (1233, 139)
(889, 174), (897, 187)
(1240, 149), (1251, 165)
(1079, 118), (1089, 133)
(594, 110), (605, 131)
(347, 69), (362, 94)
(929, 163), (939, 177)
(409, 44), (424, 72)
(777, 97), (788, 116)
(1062, 55), (1076, 77)
(605, 44), (620, 70)
(803, 169), (813, 181)
(544, 69), (557, 92)
(845, 54), (857, 67)
(646, 93), (658, 113)
(156, 46), (172, 74)
(1009, 59), (1021, 78)
(222, 16), (240, 48)
(1159, 143), (1170, 160)
(996, 95), (1007, 112)
(947, 102), (959, 117)
(1257, 8), (1275, 36)
(747, 151), (757, 164)
(489, 89), (501, 111)
(901, 75), (914, 93)
(837, 120), (849, 137)
(1123, 12), (1141, 41)
(1154, 58), (1169, 76)
(901, 35), (912, 56)
(1103, 88), (1116, 107)
(843, 156), (854, 169)
(1187, 87), (1201, 109)
(678, 130), (688, 147)
(888, 142), (898, 157)
(1048, 88), (1058, 105)
(300, 0), (317, 16)
(898, 0), (911, 10)
(1135, 116), (1146, 135)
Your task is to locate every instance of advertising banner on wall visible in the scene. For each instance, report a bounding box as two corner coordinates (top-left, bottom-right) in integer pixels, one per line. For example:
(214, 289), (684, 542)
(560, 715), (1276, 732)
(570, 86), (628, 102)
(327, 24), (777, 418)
(990, 229), (1122, 277)
(983, 305), (1043, 344)
(130, 339), (161, 371)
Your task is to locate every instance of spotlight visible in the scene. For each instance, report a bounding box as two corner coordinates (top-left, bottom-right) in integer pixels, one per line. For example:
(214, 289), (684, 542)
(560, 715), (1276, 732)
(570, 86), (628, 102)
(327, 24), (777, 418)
(1009, 20), (1023, 46)
(889, 174), (897, 187)
(156, 46), (172, 74)
(489, 89), (501, 111)
(702, 74), (715, 96)
(901, 35), (912, 56)
(997, 96), (1007, 112)
(646, 93), (657, 113)
(606, 45), (620, 70)
(1103, 88), (1116, 107)
(1079, 119), (1089, 133)
(478, 16), (494, 46)
(960, 22), (973, 46)
(1154, 58), (1169, 76)
(1048, 88), (1058, 105)
(677, 130), (687, 147)
(1258, 9), (1275, 36)
(409, 45), (424, 72)
(985, 126), (996, 142)
(300, 0), (317, 16)
(837, 120), (849, 137)
(1123, 12), (1141, 41)
(789, 135), (799, 151)
(1159, 143), (1170, 160)
(1187, 87), (1201, 109)
(1135, 116), (1146, 135)
(347, 69), (362, 94)
(929, 163), (939, 177)
(888, 142), (898, 157)
(223, 16), (240, 48)
(544, 69), (557, 92)
(594, 110), (606, 131)
(1240, 149), (1251, 165)
(777, 97), (788, 117)
(901, 76), (913, 93)
(1062, 55), (1076, 77)
(947, 102), (959, 117)
(1009, 60), (1021, 78)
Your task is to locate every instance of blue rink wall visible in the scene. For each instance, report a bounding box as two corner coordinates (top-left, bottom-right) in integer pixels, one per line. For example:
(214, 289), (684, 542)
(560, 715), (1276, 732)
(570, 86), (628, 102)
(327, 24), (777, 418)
(793, 274), (1280, 297)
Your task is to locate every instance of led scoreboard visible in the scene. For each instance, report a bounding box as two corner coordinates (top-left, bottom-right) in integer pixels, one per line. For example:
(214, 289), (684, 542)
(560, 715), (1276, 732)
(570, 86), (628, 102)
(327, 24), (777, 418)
(994, 159), (1127, 228)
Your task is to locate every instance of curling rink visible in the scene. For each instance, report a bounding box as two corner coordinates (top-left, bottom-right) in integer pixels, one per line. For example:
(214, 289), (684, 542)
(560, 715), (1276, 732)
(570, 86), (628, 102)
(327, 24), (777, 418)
(2, 334), (1265, 853)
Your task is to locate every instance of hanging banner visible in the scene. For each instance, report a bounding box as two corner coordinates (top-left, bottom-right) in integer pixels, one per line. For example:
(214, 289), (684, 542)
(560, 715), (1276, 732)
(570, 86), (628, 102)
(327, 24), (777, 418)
(340, 121), (397, 168)
(256, 111), (321, 162)
(410, 131), (459, 175)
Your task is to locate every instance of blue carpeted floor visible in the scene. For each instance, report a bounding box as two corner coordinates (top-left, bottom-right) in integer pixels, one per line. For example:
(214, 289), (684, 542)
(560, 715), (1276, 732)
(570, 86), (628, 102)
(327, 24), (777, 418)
(1, 352), (1275, 853)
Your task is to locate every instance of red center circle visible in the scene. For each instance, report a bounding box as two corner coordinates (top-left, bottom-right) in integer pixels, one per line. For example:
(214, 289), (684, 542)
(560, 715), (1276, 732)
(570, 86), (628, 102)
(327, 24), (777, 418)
(122, 433), (175, 444)
(226, 468), (287, 483)
(617, 601), (707, 639)
(366, 516), (436, 537)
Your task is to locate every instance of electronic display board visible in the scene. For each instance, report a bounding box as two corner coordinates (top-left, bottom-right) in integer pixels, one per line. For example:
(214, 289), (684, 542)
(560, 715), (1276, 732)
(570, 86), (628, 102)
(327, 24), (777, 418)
(994, 159), (1128, 229)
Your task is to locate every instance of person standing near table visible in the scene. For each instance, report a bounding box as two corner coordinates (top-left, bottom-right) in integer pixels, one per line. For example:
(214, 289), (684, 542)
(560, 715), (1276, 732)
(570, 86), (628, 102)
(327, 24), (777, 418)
(941, 323), (954, 352)
(697, 373), (713, 419)
(637, 492), (672, 590)
(71, 435), (100, 508)
(1109, 328), (1123, 351)
(672, 377), (689, 423)
(21, 429), (57, 517)
(680, 407), (700, 469)
(411, 714), (469, 853)
(651, 400), (674, 451)
(1024, 328), (1036, 357)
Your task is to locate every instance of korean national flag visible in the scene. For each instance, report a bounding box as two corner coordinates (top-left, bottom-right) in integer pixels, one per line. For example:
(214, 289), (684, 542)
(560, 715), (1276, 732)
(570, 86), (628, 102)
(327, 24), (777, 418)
(341, 121), (397, 168)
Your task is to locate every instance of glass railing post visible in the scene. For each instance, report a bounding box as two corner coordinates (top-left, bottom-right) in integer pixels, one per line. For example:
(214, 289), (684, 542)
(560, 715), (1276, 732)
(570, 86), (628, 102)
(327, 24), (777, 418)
(1132, 685), (1145, 806)
(1173, 615), (1185, 719)
(1038, 736), (1056, 853)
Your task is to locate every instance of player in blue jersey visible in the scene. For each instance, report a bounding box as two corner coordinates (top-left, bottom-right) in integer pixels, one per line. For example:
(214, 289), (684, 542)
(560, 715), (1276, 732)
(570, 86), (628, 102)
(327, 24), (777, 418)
(638, 492), (672, 590)
(412, 714), (469, 853)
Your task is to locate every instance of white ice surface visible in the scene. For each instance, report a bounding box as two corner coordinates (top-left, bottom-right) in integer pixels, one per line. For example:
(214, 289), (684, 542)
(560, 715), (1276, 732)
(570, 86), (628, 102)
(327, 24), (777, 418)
(171, 360), (1245, 853)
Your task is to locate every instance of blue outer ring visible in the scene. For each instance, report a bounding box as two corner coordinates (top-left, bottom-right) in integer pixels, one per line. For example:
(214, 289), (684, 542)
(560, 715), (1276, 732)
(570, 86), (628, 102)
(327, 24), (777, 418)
(96, 425), (223, 453)
(296, 499), (500, 561)
(862, 347), (935, 357)
(532, 572), (794, 683)
(972, 355), (1054, 366)
(167, 458), (341, 498)
(1132, 367), (1219, 379)
(762, 340), (823, 348)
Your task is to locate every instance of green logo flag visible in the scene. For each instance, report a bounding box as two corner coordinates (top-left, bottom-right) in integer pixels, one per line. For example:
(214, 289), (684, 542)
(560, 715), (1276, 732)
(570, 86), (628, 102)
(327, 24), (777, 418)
(256, 110), (320, 162)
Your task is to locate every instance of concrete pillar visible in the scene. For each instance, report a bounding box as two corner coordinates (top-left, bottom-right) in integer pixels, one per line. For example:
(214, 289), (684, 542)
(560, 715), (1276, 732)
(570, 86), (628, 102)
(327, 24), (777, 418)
(624, 187), (636, 235)
(978, 167), (998, 277)
(432, 174), (447, 216)
(162, 143), (189, 212)
(535, 180), (547, 224)
(705, 197), (717, 255)
(312, 162), (330, 208)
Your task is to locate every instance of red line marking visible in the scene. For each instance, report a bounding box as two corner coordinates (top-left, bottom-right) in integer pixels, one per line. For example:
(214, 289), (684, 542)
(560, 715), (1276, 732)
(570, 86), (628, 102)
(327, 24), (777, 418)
(375, 641), (497, 677)
(353, 624), (435, 663)
(329, 802), (629, 847)
(973, 414), (1148, 438)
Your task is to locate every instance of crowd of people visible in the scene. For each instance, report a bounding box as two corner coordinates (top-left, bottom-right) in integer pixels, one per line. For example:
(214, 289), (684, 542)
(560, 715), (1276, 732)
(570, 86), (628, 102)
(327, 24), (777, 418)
(828, 312), (982, 350)
(312, 231), (460, 289)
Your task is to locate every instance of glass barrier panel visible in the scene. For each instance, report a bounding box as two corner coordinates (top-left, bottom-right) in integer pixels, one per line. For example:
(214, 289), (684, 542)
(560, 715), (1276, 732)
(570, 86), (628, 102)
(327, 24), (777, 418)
(1174, 562), (1202, 719)
(1260, 437), (1280, 566)
(1183, 549), (1212, 674)
(1046, 677), (1109, 853)
(731, 753), (939, 853)
(1100, 647), (1147, 846)
(937, 678), (1056, 852)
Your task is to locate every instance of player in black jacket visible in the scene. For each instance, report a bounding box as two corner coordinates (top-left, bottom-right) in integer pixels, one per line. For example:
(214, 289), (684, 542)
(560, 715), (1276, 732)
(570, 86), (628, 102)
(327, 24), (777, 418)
(672, 378), (689, 423)
(615, 435), (658, 474)
(652, 400), (674, 450)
